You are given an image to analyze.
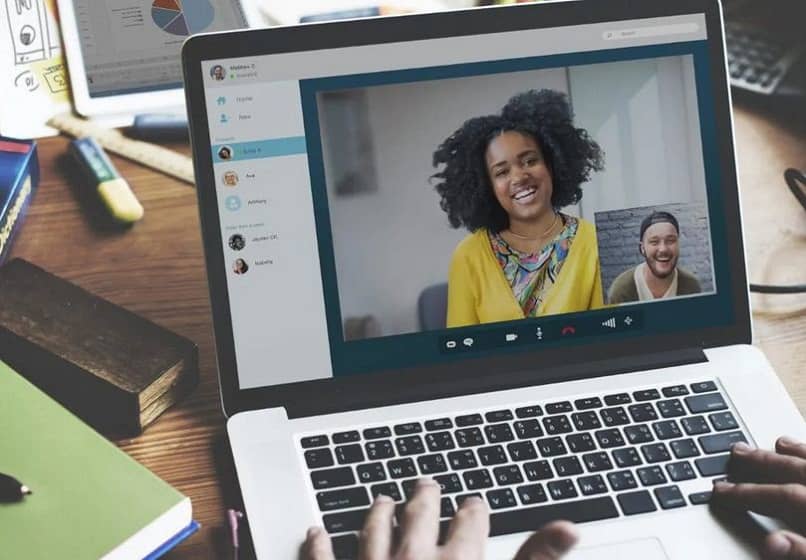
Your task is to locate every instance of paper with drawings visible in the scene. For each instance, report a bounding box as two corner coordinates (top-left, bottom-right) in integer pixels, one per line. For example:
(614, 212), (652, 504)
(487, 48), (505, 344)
(0, 0), (71, 139)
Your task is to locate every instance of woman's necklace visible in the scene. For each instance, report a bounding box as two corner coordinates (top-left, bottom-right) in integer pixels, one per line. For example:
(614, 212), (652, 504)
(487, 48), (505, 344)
(507, 212), (560, 242)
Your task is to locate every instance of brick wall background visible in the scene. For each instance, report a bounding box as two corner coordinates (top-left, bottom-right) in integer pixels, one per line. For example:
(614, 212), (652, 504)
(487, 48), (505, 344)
(594, 202), (714, 302)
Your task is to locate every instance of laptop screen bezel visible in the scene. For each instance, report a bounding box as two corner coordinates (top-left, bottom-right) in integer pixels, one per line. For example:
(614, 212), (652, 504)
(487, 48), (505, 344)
(182, 0), (750, 418)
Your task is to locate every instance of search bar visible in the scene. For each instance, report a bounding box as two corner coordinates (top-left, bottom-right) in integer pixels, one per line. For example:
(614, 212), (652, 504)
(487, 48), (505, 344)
(603, 23), (700, 40)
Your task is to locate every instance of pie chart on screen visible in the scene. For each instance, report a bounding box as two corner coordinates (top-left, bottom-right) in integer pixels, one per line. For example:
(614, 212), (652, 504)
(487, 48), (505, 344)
(151, 0), (215, 37)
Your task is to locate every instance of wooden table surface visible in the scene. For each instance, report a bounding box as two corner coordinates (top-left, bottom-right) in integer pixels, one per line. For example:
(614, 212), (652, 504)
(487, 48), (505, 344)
(8, 98), (806, 558)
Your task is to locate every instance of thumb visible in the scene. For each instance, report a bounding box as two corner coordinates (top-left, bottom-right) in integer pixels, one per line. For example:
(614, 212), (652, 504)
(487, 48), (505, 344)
(514, 521), (579, 560)
(764, 531), (806, 560)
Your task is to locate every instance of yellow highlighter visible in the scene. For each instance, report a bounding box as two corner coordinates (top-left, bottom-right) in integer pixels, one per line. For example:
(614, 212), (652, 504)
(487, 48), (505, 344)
(69, 136), (144, 224)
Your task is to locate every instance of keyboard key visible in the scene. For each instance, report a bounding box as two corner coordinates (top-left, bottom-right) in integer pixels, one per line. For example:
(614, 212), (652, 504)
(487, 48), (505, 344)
(305, 448), (334, 469)
(681, 416), (711, 435)
(666, 461), (696, 481)
(311, 467), (355, 490)
(654, 485), (686, 509)
(709, 411), (739, 432)
(456, 428), (485, 448)
(323, 508), (369, 533)
(488, 497), (618, 535)
(624, 424), (654, 444)
(485, 410), (514, 423)
(425, 431), (456, 452)
(536, 437), (567, 457)
(699, 431), (747, 454)
(523, 460), (554, 481)
(608, 470), (638, 491)
(487, 488), (517, 509)
(612, 447), (642, 468)
(456, 414), (483, 427)
(332, 430), (360, 444)
(543, 415), (573, 435)
(641, 443), (671, 463)
(515, 405), (543, 418)
(628, 403), (658, 422)
(575, 397), (603, 410)
(652, 420), (682, 440)
(447, 450), (478, 470)
(633, 389), (661, 401)
(595, 428), (625, 448)
(578, 474), (608, 495)
(332, 534), (359, 558)
(571, 411), (601, 431)
(604, 393), (631, 405)
(546, 401), (573, 414)
(418, 453), (448, 475)
(618, 490), (657, 515)
(317, 486), (370, 511)
(335, 444), (365, 464)
(434, 473), (463, 494)
(388, 458), (417, 478)
(425, 418), (453, 431)
(637, 466), (667, 486)
(662, 385), (689, 397)
(357, 462), (387, 483)
(548, 479), (578, 500)
(441, 497), (456, 518)
(517, 483), (548, 504)
(464, 469), (493, 490)
(363, 427), (392, 440)
(301, 435), (329, 448)
(690, 381), (717, 393)
(478, 445), (508, 466)
(485, 423), (515, 443)
(688, 491), (712, 505)
(670, 439), (700, 459)
(370, 482), (402, 501)
(566, 432), (596, 453)
(456, 493), (483, 507)
(395, 436), (425, 456)
(365, 440), (395, 460)
(493, 465), (524, 486)
(685, 393), (727, 414)
(553, 456), (583, 477)
(600, 407), (630, 426)
(657, 399), (686, 418)
(507, 441), (538, 462)
(582, 452), (613, 472)
(394, 422), (422, 435)
(514, 419), (544, 439)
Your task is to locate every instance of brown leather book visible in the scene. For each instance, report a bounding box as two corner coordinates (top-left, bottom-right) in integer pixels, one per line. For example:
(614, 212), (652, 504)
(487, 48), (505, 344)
(0, 258), (198, 436)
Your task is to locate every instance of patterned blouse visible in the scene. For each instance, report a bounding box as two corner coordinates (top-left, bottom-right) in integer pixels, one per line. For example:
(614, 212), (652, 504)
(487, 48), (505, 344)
(488, 214), (579, 317)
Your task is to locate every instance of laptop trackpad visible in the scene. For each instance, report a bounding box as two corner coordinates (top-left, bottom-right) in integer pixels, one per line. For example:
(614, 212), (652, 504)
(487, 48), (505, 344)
(570, 537), (669, 559)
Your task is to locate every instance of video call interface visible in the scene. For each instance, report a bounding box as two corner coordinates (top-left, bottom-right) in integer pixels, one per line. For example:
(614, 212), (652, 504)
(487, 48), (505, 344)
(205, 14), (732, 389)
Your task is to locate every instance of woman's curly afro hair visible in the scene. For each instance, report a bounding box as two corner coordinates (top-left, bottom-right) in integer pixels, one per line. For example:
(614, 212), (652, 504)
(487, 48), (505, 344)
(432, 89), (604, 233)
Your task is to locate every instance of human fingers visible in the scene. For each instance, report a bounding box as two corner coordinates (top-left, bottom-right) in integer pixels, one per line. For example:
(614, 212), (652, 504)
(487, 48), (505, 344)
(762, 530), (806, 560)
(513, 521), (579, 560)
(440, 496), (489, 559)
(397, 478), (441, 559)
(358, 495), (396, 560)
(728, 443), (806, 484)
(302, 527), (336, 560)
(777, 437), (806, 462)
(712, 481), (806, 530)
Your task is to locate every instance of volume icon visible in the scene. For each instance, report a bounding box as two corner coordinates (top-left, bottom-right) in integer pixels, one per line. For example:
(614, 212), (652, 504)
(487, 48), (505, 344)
(602, 317), (616, 329)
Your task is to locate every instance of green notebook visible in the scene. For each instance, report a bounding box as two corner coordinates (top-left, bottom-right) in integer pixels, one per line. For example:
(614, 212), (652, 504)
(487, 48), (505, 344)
(0, 361), (192, 559)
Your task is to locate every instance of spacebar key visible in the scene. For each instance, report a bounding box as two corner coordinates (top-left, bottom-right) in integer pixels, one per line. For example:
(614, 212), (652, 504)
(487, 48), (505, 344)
(489, 497), (619, 536)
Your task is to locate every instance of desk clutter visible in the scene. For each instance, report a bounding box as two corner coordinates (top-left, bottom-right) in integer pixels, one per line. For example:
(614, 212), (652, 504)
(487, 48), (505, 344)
(0, 138), (38, 265)
(0, 258), (199, 436)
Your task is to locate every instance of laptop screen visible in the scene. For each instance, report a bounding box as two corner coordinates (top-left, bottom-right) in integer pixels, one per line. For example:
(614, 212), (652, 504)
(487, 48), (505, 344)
(199, 11), (734, 392)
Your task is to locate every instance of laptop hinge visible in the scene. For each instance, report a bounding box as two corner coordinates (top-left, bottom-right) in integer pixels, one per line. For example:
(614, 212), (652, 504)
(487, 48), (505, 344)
(284, 347), (708, 419)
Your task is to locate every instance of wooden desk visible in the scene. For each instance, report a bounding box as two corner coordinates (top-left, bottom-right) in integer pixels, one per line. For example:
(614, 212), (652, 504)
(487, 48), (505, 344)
(7, 99), (806, 558)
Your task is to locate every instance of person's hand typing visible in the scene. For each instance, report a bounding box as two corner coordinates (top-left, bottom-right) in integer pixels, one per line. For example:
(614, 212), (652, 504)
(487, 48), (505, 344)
(712, 436), (806, 559)
(302, 478), (578, 560)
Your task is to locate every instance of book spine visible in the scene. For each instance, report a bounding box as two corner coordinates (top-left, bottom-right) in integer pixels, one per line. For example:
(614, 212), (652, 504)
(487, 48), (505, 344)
(0, 174), (34, 264)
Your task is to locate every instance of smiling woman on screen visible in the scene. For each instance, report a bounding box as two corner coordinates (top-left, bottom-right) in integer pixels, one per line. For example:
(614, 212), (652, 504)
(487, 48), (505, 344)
(433, 89), (605, 327)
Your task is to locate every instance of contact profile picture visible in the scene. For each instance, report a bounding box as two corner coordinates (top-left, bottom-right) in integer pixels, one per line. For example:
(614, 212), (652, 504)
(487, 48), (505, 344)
(218, 145), (233, 160)
(233, 258), (249, 275)
(229, 234), (246, 251)
(210, 65), (226, 81)
(222, 170), (239, 187)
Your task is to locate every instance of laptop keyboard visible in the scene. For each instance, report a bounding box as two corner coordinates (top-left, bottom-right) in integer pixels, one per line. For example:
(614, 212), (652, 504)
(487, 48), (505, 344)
(297, 379), (745, 558)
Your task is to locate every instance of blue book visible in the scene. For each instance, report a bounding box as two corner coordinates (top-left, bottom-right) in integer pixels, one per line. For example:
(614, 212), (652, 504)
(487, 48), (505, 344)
(144, 520), (200, 560)
(0, 137), (38, 264)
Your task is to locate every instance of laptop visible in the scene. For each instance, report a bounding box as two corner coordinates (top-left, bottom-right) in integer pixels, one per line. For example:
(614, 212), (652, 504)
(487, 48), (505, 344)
(181, 1), (806, 558)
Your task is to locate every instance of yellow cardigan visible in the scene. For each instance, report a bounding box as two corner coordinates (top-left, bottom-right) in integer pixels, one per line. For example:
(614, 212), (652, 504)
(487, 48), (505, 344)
(447, 219), (604, 327)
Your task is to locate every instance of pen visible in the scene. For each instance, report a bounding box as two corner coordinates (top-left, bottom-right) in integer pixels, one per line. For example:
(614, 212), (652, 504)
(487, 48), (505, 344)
(0, 472), (32, 502)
